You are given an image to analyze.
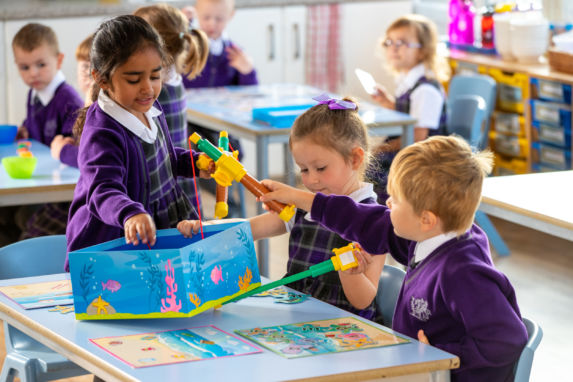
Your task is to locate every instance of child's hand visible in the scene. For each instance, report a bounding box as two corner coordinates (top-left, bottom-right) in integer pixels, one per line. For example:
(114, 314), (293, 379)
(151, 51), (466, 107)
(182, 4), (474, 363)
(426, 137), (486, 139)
(417, 329), (430, 345)
(177, 219), (202, 237)
(259, 179), (315, 212)
(342, 249), (373, 275)
(16, 125), (29, 140)
(124, 213), (156, 246)
(371, 84), (395, 109)
(198, 159), (216, 179)
(226, 44), (254, 75)
(50, 135), (74, 160)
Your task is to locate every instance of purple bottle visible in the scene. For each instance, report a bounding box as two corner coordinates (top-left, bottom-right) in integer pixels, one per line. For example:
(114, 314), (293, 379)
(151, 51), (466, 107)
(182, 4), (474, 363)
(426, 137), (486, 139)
(449, 0), (475, 45)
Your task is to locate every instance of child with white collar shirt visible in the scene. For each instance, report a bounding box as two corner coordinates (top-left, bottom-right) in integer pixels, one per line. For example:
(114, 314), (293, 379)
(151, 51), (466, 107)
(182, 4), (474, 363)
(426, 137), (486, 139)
(259, 135), (528, 382)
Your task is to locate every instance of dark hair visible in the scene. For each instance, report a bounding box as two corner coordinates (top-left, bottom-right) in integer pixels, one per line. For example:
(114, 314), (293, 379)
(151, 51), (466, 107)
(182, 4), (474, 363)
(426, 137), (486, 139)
(134, 3), (208, 79)
(12, 23), (59, 55)
(73, 15), (166, 139)
(289, 97), (370, 177)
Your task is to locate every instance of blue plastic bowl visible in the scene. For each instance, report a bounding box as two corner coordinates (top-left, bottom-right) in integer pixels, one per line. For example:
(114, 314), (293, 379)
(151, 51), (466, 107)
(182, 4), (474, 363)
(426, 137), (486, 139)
(0, 125), (18, 145)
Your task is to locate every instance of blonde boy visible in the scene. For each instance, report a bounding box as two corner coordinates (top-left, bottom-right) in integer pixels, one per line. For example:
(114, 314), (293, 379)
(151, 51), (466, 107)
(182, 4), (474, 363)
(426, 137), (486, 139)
(261, 136), (528, 382)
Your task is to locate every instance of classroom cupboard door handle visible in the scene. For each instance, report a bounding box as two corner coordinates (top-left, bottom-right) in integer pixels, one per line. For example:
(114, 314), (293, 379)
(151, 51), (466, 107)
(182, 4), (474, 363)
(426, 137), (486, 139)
(268, 24), (275, 61)
(293, 23), (300, 60)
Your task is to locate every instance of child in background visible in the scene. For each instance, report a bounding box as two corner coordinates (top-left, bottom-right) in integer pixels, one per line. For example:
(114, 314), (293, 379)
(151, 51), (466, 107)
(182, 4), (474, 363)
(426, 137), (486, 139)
(134, 3), (209, 211)
(75, 34), (95, 102)
(259, 135), (528, 382)
(65, 15), (214, 270)
(10, 23), (84, 241)
(178, 95), (386, 321)
(368, 14), (449, 202)
(184, 0), (258, 216)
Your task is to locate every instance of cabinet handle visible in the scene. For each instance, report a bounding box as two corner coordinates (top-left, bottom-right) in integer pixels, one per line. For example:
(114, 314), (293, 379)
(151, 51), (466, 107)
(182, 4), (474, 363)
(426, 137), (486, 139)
(293, 23), (300, 60)
(268, 24), (275, 61)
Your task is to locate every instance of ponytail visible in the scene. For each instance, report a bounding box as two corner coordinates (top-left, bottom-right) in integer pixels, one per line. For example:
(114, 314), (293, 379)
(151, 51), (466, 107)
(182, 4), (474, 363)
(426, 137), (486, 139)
(73, 81), (101, 141)
(182, 28), (209, 80)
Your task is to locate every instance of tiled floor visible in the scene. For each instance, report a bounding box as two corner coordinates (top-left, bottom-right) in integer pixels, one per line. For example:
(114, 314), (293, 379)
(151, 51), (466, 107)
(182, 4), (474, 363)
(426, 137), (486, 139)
(1, 193), (571, 382)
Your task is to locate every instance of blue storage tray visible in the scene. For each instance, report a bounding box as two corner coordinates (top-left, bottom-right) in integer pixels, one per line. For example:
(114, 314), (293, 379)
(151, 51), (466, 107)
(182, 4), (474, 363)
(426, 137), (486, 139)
(532, 121), (572, 149)
(531, 78), (572, 104)
(531, 141), (572, 170)
(252, 104), (314, 128)
(530, 99), (572, 128)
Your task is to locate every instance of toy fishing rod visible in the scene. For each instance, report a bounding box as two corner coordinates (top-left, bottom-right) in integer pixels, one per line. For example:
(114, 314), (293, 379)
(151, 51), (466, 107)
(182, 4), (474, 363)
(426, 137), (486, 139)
(191, 132), (295, 222)
(224, 243), (361, 305)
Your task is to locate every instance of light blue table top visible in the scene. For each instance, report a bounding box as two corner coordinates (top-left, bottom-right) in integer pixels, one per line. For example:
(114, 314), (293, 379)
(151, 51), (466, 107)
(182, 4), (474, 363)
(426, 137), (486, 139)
(0, 140), (79, 206)
(0, 274), (458, 382)
(186, 83), (416, 138)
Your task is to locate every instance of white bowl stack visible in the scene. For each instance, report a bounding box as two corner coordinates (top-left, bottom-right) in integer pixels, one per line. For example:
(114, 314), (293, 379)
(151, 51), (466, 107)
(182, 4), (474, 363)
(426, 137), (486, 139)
(494, 12), (549, 63)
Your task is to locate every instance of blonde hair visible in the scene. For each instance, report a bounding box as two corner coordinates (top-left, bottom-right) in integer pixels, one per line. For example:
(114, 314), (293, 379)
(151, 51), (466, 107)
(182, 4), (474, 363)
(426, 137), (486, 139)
(12, 23), (59, 55)
(384, 14), (450, 83)
(75, 34), (94, 62)
(134, 3), (209, 80)
(289, 97), (370, 179)
(387, 136), (493, 234)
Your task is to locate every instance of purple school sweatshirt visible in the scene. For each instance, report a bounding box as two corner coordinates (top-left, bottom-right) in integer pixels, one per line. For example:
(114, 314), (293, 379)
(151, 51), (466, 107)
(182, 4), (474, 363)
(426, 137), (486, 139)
(182, 39), (258, 88)
(65, 101), (200, 270)
(310, 193), (528, 382)
(23, 82), (83, 167)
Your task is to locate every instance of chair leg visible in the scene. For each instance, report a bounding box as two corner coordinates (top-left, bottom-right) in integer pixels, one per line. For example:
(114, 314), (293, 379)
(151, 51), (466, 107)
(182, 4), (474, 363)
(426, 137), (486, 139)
(0, 352), (37, 382)
(235, 183), (247, 218)
(475, 211), (511, 256)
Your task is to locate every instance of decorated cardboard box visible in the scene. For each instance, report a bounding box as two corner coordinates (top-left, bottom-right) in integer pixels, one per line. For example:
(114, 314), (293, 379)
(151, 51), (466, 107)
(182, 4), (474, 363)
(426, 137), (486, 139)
(68, 222), (261, 320)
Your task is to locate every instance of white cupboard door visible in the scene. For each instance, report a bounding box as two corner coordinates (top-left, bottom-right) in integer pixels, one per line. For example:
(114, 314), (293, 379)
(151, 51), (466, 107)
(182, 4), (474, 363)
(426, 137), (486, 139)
(227, 7), (284, 84)
(283, 6), (307, 84)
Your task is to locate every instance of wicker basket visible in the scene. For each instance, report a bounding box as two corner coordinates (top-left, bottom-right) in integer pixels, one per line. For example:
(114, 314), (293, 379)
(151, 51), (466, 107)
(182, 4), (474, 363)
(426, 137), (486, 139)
(548, 48), (573, 75)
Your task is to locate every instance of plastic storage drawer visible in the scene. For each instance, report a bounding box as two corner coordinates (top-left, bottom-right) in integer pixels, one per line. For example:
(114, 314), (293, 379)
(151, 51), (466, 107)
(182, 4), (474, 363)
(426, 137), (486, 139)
(530, 99), (572, 128)
(531, 77), (572, 104)
(494, 154), (528, 175)
(532, 121), (571, 149)
(492, 112), (526, 137)
(532, 141), (572, 170)
(487, 68), (529, 113)
(489, 131), (529, 158)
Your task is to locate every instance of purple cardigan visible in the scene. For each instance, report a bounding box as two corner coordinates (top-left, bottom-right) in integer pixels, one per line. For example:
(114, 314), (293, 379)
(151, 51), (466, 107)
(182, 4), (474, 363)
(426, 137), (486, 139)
(182, 39), (258, 88)
(310, 193), (528, 382)
(23, 82), (83, 167)
(65, 101), (200, 270)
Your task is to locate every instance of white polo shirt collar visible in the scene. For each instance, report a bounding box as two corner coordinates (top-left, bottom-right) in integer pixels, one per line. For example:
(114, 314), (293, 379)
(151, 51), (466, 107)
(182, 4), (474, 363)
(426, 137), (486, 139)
(32, 70), (65, 106)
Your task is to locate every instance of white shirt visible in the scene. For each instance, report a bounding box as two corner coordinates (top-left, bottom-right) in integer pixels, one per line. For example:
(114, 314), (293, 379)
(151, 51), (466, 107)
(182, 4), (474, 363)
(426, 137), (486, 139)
(286, 183), (378, 232)
(210, 35), (225, 56)
(164, 65), (182, 87)
(395, 63), (444, 130)
(97, 90), (161, 144)
(32, 70), (65, 106)
(413, 231), (458, 264)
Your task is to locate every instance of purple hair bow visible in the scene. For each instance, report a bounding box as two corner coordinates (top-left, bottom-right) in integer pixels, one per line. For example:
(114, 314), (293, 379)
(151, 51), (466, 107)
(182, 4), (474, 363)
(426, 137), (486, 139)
(312, 94), (357, 110)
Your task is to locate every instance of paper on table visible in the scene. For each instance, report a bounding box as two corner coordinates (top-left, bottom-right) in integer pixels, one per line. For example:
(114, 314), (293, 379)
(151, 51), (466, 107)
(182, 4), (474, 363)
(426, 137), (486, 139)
(355, 68), (378, 95)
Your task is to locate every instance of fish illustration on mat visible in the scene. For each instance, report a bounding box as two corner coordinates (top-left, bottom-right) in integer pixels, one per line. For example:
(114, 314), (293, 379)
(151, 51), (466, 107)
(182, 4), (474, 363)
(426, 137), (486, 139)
(210, 265), (224, 285)
(102, 280), (121, 293)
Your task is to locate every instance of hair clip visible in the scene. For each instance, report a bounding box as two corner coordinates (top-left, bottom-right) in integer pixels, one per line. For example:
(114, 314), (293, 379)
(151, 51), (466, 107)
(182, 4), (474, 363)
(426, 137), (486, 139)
(179, 32), (184, 39)
(312, 93), (357, 110)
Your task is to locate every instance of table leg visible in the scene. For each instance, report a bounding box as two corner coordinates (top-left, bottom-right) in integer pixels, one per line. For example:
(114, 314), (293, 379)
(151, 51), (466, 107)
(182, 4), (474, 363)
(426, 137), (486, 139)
(401, 123), (415, 147)
(284, 143), (296, 186)
(256, 135), (270, 277)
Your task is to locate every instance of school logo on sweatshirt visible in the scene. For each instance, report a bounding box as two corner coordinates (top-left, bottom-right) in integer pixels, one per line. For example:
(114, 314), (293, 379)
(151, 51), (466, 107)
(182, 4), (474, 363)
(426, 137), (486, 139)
(409, 296), (431, 322)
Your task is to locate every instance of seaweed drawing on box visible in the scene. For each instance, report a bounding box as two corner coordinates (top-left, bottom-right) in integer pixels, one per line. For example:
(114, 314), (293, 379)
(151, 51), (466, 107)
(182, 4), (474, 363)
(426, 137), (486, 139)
(138, 251), (162, 311)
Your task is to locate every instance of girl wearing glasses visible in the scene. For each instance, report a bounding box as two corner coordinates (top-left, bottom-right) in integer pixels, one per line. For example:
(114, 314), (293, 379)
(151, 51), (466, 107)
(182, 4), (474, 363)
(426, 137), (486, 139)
(368, 14), (450, 203)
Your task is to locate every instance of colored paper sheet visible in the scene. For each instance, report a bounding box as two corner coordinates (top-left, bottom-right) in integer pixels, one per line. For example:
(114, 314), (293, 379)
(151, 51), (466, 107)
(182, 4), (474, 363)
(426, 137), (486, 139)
(0, 279), (73, 309)
(236, 317), (409, 359)
(90, 326), (262, 368)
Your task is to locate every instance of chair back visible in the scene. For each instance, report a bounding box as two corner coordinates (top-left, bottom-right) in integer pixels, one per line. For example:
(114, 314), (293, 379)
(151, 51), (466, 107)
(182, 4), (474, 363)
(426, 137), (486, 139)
(514, 317), (543, 382)
(0, 235), (67, 279)
(375, 264), (406, 327)
(447, 94), (487, 148)
(447, 73), (497, 149)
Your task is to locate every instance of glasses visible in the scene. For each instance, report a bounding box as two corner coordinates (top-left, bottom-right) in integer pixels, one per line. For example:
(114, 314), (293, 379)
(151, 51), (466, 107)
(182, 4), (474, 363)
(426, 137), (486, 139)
(382, 39), (421, 49)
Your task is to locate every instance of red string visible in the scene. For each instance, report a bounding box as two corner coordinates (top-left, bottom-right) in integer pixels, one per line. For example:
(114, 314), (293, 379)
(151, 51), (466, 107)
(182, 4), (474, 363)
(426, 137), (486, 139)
(188, 137), (204, 240)
(228, 141), (235, 153)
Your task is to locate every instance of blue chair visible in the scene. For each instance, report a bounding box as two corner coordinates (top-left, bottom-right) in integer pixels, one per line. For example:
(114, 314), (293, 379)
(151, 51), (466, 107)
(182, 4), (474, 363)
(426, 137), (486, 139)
(0, 235), (88, 382)
(447, 74), (510, 256)
(375, 264), (406, 328)
(514, 317), (543, 382)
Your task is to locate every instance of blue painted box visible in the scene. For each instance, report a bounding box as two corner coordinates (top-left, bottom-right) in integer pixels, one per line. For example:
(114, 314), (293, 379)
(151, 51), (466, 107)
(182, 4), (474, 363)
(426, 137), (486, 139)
(252, 104), (314, 128)
(68, 222), (261, 320)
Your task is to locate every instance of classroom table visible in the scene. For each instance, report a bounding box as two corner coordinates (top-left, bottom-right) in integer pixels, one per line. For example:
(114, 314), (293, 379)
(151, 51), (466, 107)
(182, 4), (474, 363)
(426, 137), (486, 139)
(186, 84), (416, 275)
(479, 171), (573, 242)
(0, 140), (79, 207)
(0, 274), (459, 382)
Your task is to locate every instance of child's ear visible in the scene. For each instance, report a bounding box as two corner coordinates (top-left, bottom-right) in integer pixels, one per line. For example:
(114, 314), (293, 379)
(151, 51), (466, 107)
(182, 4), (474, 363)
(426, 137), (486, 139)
(56, 52), (64, 69)
(350, 147), (365, 170)
(419, 210), (439, 232)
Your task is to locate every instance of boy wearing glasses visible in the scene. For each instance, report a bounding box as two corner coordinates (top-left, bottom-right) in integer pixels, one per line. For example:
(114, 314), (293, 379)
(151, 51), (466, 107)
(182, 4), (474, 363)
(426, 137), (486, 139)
(367, 14), (450, 203)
